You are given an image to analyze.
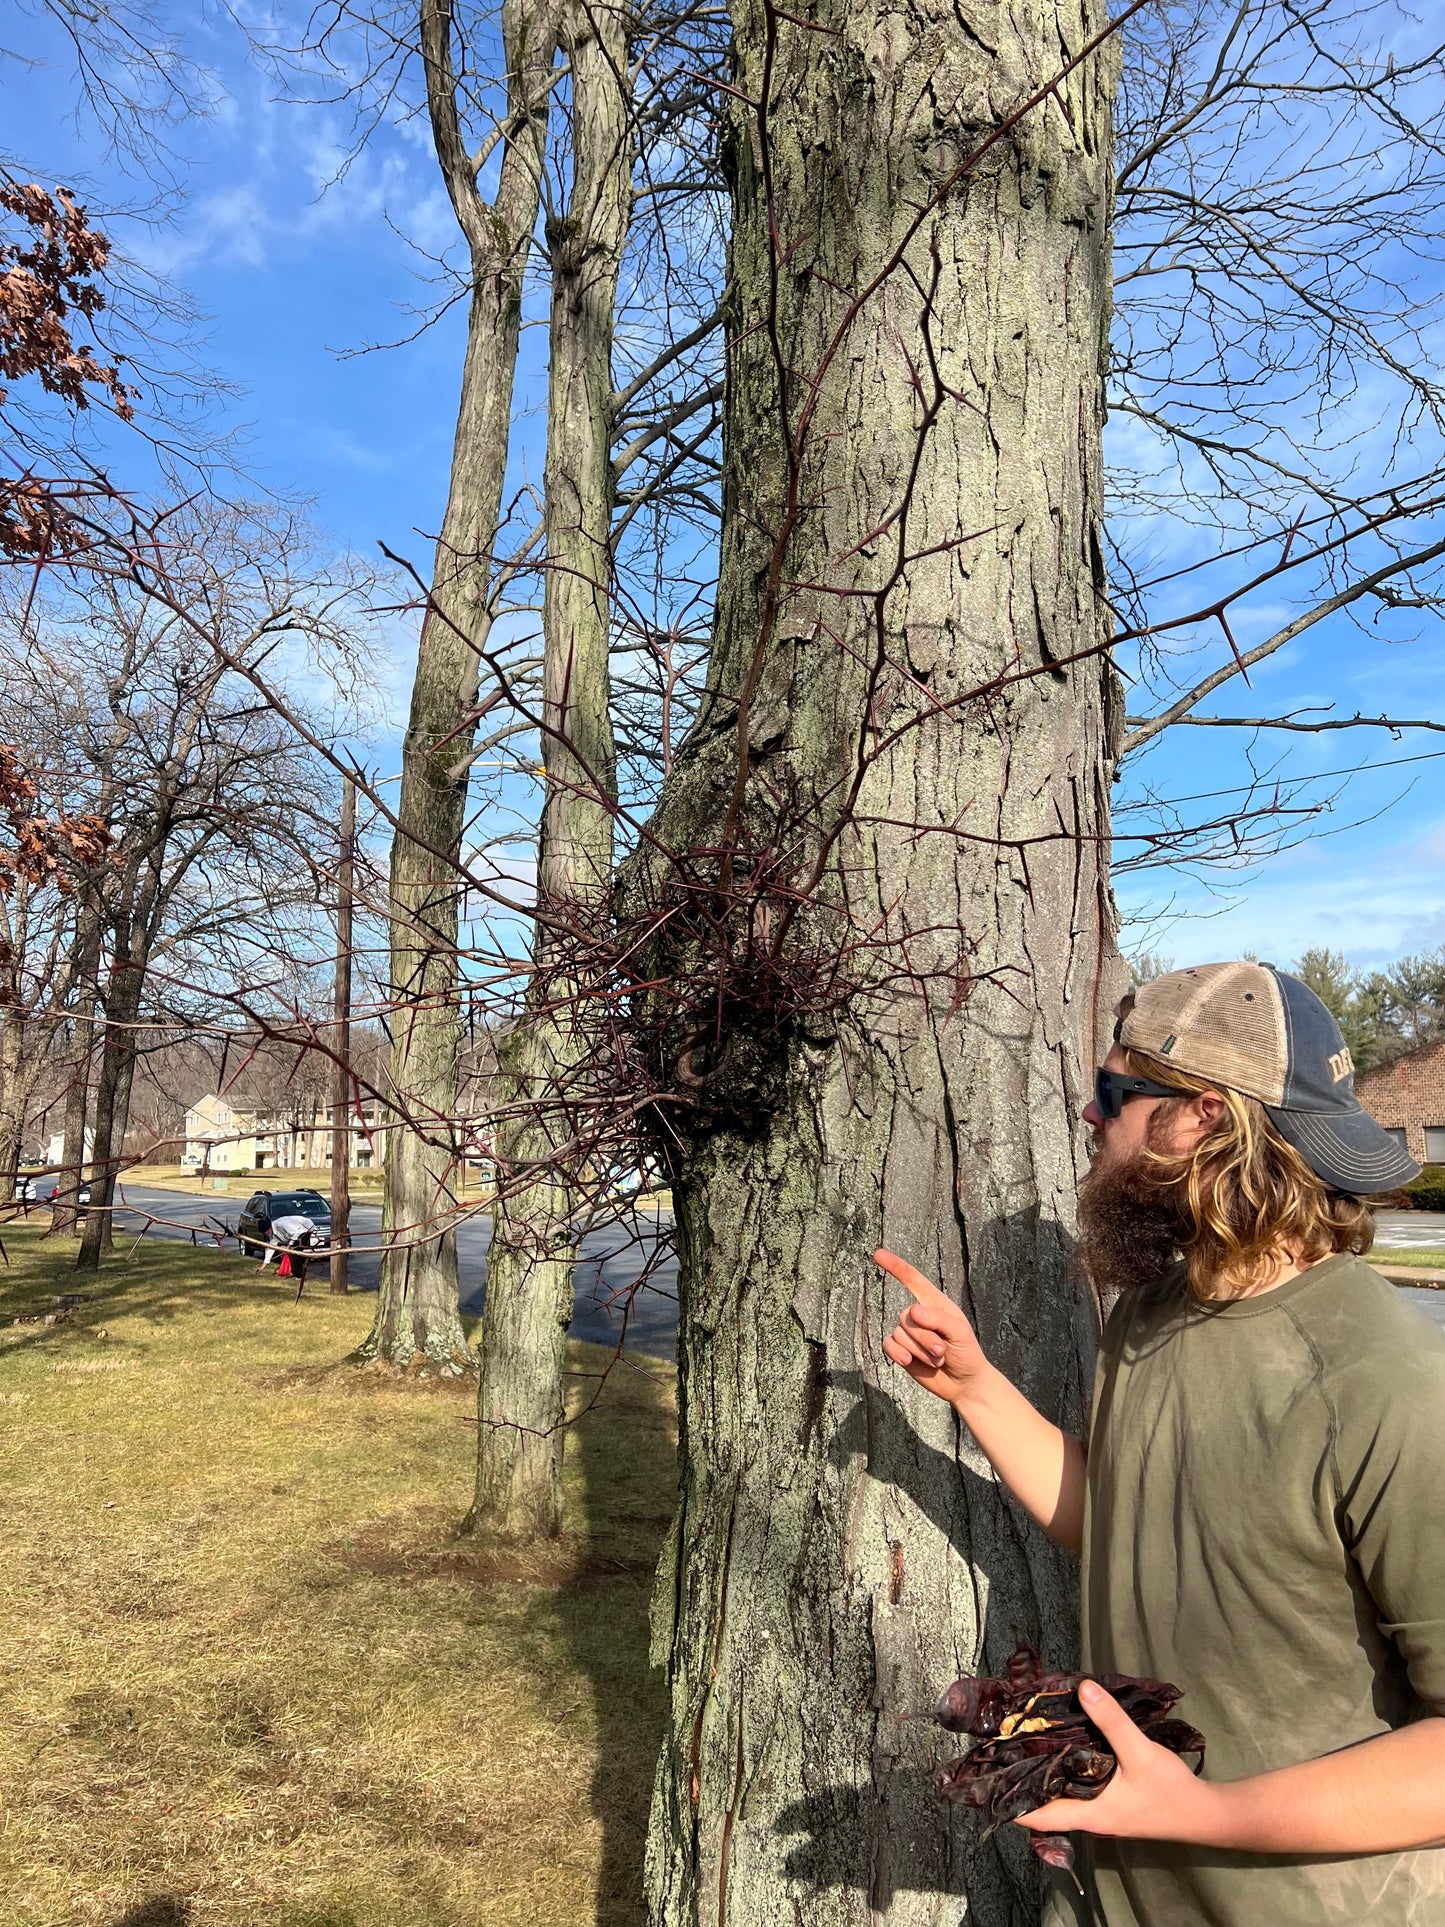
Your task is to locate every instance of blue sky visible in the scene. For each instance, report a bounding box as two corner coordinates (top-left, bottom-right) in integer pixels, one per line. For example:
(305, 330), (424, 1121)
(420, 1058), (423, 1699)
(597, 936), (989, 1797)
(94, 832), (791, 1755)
(8, 3), (1445, 975)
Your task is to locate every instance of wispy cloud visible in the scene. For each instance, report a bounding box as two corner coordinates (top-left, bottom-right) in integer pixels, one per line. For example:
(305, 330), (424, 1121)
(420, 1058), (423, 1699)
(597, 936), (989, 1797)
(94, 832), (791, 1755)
(1120, 804), (1445, 965)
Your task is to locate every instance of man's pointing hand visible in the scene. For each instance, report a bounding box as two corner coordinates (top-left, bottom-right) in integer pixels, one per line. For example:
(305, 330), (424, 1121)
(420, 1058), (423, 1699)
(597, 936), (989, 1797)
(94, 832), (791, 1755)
(876, 1248), (988, 1408)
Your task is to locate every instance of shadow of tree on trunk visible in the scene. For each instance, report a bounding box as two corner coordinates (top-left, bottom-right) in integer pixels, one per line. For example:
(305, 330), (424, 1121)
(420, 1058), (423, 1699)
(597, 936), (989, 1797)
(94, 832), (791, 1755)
(768, 1212), (1094, 1916)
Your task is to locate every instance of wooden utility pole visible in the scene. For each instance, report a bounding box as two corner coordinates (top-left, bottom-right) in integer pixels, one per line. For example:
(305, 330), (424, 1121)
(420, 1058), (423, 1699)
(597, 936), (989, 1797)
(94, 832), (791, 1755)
(330, 774), (356, 1294)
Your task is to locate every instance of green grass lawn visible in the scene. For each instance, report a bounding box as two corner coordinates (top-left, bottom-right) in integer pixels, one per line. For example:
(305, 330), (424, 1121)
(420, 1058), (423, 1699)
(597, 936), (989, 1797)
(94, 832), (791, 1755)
(0, 1221), (675, 1927)
(1370, 1246), (1445, 1270)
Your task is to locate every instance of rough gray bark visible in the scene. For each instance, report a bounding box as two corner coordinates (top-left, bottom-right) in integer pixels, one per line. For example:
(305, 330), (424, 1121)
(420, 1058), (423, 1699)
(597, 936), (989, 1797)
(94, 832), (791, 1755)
(72, 963), (140, 1266)
(0, 877), (64, 1200)
(0, 879), (31, 1194)
(634, 2), (1124, 1921)
(359, 0), (557, 1373)
(0, 1001), (26, 1199)
(468, 0), (630, 1538)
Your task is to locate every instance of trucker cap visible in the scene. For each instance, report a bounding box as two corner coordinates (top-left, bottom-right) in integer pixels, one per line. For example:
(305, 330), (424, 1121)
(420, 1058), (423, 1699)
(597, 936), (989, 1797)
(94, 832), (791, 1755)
(1118, 961), (1420, 1195)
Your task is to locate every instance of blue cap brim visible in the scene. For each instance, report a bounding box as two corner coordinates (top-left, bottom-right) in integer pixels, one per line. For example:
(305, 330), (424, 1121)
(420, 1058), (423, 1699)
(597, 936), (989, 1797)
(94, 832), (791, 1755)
(1267, 1103), (1421, 1196)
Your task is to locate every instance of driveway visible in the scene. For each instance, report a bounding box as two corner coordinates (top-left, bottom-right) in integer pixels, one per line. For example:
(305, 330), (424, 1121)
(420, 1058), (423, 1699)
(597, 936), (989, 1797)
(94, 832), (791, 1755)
(109, 1184), (681, 1360)
(83, 1190), (1445, 1349)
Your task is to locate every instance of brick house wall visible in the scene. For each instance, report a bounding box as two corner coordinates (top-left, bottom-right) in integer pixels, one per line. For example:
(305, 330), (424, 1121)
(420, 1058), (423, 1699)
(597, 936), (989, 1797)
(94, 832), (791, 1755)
(1356, 1040), (1445, 1166)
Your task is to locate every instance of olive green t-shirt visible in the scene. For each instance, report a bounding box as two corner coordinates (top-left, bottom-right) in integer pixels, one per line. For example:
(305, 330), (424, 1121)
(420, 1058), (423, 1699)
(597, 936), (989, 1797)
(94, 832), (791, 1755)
(1044, 1253), (1445, 1927)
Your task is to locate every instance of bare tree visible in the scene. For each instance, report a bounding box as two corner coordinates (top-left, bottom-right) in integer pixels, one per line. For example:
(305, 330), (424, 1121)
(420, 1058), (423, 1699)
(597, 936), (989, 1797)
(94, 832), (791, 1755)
(330, 774), (358, 1292)
(613, 2), (1128, 1920)
(1108, 0), (1445, 880)
(0, 501), (360, 1264)
(0, 744), (108, 1195)
(350, 0), (560, 1375)
(469, 0), (633, 1535)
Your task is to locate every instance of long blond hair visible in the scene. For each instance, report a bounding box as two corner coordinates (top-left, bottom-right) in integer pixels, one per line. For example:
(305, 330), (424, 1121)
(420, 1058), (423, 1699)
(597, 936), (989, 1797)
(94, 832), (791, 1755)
(1125, 1046), (1376, 1299)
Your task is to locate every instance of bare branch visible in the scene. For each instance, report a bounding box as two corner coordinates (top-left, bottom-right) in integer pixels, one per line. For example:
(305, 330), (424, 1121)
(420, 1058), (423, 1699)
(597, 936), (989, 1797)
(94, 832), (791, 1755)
(1133, 710), (1445, 736)
(610, 300), (722, 419)
(1120, 533), (1445, 757)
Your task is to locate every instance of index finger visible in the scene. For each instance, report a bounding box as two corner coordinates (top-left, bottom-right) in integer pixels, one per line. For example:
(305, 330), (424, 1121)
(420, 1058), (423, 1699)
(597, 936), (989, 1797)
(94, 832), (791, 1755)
(874, 1248), (949, 1304)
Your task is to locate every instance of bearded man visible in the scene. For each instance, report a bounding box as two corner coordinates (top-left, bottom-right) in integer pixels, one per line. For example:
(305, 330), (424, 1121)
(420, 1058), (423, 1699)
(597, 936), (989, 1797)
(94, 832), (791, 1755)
(879, 959), (1445, 1927)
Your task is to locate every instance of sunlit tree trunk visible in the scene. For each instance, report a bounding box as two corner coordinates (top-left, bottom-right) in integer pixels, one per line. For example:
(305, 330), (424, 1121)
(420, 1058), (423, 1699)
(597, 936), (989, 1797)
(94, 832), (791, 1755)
(0, 878), (37, 1198)
(0, 882), (28, 1194)
(52, 886), (104, 1237)
(76, 851), (163, 1270)
(636, 1), (1123, 1920)
(468, 0), (630, 1537)
(72, 958), (142, 1268)
(359, 0), (558, 1373)
(0, 1012), (25, 1200)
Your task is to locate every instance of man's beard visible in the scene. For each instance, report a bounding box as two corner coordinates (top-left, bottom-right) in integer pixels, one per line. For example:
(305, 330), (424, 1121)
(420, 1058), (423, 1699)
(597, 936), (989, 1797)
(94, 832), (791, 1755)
(1077, 1136), (1193, 1298)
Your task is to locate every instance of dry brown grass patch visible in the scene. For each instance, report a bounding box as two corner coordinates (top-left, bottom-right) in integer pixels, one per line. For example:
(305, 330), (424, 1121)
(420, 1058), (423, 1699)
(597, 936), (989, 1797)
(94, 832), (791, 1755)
(325, 1506), (655, 1590)
(0, 1222), (675, 1927)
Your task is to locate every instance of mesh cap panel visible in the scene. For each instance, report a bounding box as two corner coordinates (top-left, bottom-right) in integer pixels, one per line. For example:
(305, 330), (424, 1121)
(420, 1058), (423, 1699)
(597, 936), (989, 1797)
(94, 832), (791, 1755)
(1119, 962), (1288, 1106)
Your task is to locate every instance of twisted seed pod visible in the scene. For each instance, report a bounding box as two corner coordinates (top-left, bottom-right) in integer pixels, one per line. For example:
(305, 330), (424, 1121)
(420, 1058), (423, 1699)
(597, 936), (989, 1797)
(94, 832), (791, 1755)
(932, 1642), (1206, 1890)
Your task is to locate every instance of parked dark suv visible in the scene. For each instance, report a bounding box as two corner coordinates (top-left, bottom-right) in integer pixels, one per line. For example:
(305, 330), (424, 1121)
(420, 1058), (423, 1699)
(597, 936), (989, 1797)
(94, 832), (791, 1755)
(236, 1188), (331, 1256)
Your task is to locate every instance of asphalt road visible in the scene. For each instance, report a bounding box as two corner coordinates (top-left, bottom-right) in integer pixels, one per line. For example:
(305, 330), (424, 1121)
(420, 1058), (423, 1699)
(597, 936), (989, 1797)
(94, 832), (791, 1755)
(1374, 1209), (1445, 1249)
(109, 1183), (682, 1360)
(73, 1191), (1445, 1352)
(1373, 1212), (1445, 1331)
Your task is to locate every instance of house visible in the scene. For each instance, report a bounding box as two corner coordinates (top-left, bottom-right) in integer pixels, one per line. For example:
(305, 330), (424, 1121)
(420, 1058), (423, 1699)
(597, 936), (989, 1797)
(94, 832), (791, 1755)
(1356, 1039), (1445, 1169)
(182, 1093), (382, 1174)
(45, 1128), (94, 1168)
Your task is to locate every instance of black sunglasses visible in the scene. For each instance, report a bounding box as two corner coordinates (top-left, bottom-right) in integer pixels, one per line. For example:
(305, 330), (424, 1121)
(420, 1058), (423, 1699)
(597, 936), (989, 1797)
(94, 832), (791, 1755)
(1094, 1066), (1181, 1119)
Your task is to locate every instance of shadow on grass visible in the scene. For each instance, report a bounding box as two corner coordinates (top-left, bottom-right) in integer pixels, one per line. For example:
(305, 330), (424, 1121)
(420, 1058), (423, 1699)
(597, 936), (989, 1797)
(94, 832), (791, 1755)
(0, 1220), (324, 1360)
(564, 1344), (678, 1927)
(305, 1332), (676, 1923)
(106, 1899), (191, 1927)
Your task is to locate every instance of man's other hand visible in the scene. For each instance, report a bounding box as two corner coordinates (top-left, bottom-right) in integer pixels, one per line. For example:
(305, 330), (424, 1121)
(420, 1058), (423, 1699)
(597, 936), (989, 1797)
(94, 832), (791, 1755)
(876, 1249), (988, 1409)
(1017, 1679), (1224, 1846)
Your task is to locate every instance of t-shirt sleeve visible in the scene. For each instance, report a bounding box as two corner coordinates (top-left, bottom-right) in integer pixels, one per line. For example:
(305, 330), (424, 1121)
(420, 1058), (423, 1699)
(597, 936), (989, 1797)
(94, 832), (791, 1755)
(1332, 1327), (1445, 1712)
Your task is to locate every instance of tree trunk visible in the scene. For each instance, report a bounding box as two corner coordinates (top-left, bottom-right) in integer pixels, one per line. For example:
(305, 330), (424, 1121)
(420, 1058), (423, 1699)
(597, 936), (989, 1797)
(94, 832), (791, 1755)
(75, 938), (147, 1270)
(330, 774), (356, 1293)
(468, 0), (629, 1539)
(0, 878), (32, 1200)
(359, 0), (558, 1373)
(634, 4), (1123, 1921)
(0, 1006), (25, 1202)
(52, 886), (104, 1237)
(77, 826), (168, 1271)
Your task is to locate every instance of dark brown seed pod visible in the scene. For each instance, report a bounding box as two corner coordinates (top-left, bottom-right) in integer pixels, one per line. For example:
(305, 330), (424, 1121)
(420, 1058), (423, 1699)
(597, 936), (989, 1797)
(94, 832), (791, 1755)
(931, 1642), (1207, 1892)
